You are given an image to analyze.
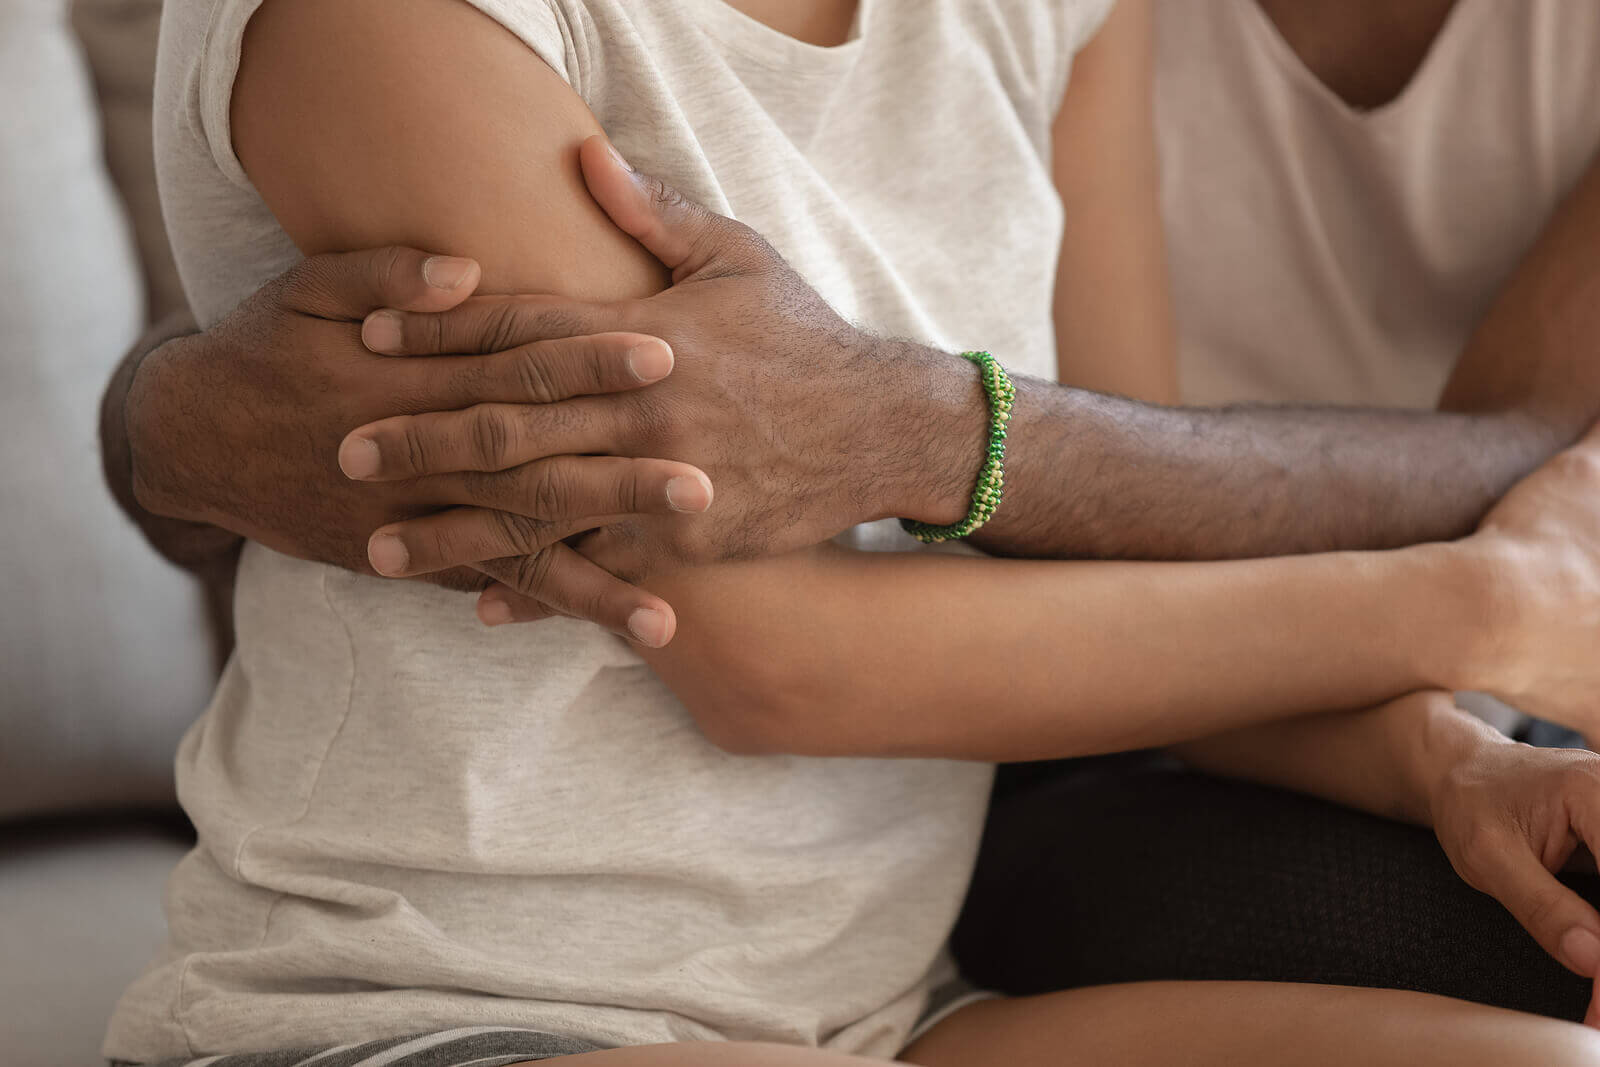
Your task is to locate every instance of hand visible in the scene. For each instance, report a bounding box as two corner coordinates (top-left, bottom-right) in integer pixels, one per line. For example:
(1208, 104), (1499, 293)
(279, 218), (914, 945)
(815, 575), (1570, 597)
(1426, 712), (1600, 1024)
(338, 137), (979, 618)
(1463, 419), (1600, 735)
(125, 245), (710, 645)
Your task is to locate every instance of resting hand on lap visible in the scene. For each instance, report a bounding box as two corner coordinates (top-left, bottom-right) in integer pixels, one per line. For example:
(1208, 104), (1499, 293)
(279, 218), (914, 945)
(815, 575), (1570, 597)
(1421, 709), (1600, 1022)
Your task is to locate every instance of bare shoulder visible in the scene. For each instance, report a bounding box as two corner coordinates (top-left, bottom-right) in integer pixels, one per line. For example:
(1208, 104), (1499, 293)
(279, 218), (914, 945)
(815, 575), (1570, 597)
(232, 0), (665, 299)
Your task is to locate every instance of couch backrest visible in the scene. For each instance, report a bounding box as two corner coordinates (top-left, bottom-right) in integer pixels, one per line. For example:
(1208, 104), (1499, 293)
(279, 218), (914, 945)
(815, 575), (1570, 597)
(0, 0), (216, 821)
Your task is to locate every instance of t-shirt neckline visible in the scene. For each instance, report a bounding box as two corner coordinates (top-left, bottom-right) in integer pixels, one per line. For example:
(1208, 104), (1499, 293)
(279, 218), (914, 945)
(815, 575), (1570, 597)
(687, 0), (871, 73)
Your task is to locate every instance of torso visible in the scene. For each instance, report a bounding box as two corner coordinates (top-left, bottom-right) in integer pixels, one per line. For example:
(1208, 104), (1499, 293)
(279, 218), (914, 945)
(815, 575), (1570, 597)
(109, 1), (1113, 1062)
(1156, 0), (1600, 408)
(1255, 0), (1458, 110)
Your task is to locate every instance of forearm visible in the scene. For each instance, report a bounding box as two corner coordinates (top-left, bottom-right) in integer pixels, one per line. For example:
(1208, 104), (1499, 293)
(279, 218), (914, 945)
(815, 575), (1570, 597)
(902, 154), (1600, 562)
(99, 311), (245, 572)
(977, 386), (1566, 560)
(1173, 692), (1510, 827)
(640, 539), (1501, 761)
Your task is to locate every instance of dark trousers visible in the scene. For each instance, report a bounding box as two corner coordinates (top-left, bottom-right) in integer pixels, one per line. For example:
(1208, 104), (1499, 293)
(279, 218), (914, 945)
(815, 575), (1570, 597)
(952, 751), (1600, 1022)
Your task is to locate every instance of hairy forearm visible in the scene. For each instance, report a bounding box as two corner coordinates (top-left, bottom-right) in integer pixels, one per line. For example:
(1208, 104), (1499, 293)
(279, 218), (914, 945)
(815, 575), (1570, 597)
(903, 154), (1600, 562)
(1173, 692), (1509, 827)
(641, 540), (1501, 761)
(99, 312), (244, 572)
(970, 389), (1568, 560)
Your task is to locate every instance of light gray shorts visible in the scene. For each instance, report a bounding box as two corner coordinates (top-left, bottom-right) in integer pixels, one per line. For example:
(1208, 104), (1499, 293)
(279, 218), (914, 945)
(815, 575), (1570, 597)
(112, 1026), (603, 1067)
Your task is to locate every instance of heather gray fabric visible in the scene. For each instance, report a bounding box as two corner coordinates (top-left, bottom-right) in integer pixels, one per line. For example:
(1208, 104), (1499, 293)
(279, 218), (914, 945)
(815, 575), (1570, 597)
(0, 0), (214, 822)
(108, 0), (1111, 1061)
(117, 1027), (603, 1067)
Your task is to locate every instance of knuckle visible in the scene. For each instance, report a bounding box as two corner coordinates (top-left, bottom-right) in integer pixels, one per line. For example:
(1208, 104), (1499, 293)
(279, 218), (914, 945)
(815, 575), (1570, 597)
(527, 462), (573, 518)
(398, 422), (433, 476)
(469, 409), (512, 469)
(371, 245), (407, 297)
(513, 347), (562, 404)
(491, 509), (547, 556)
(482, 303), (542, 354)
(508, 548), (557, 596)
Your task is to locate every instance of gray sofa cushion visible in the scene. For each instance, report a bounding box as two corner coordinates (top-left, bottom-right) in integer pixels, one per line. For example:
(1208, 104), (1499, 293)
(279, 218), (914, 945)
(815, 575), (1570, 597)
(0, 820), (192, 1067)
(0, 0), (216, 820)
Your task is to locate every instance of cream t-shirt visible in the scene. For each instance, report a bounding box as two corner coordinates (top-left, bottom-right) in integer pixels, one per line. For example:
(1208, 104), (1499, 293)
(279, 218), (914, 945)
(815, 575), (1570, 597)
(107, 0), (1112, 1061)
(1156, 0), (1600, 408)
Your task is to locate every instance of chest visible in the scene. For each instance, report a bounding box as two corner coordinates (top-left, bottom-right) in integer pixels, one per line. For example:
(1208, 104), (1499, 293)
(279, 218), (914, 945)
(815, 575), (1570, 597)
(1254, 0), (1459, 110)
(718, 0), (860, 47)
(572, 0), (1077, 378)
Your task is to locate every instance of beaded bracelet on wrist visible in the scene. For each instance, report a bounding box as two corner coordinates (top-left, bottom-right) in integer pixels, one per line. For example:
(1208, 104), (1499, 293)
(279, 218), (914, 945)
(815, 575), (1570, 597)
(900, 350), (1014, 544)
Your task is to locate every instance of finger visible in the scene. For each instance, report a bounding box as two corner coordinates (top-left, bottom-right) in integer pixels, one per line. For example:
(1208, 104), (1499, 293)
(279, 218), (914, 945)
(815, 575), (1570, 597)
(476, 584), (557, 626)
(473, 544), (677, 647)
(578, 135), (770, 279)
(369, 460), (711, 575)
(361, 293), (612, 356)
(280, 247), (481, 320)
(1473, 837), (1600, 977)
(1587, 975), (1600, 1030)
(399, 333), (674, 412)
(339, 397), (635, 481)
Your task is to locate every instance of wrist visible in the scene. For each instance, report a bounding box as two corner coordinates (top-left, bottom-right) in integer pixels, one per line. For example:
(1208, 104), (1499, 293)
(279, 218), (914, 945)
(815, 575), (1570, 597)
(864, 340), (987, 525)
(1391, 540), (1508, 694)
(1397, 692), (1508, 828)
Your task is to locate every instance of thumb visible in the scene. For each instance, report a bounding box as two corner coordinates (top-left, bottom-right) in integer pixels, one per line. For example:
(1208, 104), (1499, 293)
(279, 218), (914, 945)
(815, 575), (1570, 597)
(578, 135), (765, 279)
(1477, 844), (1600, 978)
(280, 246), (481, 320)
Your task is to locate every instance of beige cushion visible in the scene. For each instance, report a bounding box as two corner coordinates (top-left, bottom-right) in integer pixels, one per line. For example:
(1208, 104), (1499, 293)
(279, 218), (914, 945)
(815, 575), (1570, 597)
(72, 0), (187, 324)
(0, 0), (215, 819)
(0, 822), (191, 1067)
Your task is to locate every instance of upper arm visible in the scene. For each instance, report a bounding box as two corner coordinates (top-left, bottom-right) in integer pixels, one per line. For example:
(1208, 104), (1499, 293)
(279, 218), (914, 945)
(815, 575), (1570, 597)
(1439, 152), (1600, 433)
(1049, 0), (1178, 403)
(232, 0), (666, 300)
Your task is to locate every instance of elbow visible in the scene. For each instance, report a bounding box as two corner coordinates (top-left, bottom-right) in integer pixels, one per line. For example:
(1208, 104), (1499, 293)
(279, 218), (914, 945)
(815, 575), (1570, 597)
(685, 679), (822, 758)
(671, 656), (851, 758)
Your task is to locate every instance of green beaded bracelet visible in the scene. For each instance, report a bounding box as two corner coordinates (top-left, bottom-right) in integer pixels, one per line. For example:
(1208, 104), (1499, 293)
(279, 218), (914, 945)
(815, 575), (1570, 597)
(901, 350), (1015, 544)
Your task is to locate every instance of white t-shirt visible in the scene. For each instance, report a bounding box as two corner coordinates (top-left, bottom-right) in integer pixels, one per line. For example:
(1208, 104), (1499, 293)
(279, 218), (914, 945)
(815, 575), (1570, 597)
(1156, 0), (1600, 408)
(107, 0), (1112, 1062)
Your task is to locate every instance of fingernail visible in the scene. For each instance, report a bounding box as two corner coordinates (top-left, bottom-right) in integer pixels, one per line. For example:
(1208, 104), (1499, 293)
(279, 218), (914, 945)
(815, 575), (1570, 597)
(1562, 927), (1600, 975)
(666, 473), (712, 513)
(626, 340), (674, 383)
(367, 534), (409, 576)
(604, 141), (635, 174)
(338, 436), (382, 480)
(480, 598), (514, 627)
(362, 311), (404, 354)
(627, 607), (670, 647)
(422, 255), (474, 290)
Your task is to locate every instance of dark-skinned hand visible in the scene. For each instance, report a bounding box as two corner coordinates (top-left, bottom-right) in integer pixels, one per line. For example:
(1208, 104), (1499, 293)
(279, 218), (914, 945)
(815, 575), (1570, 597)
(341, 137), (974, 625)
(124, 245), (712, 646)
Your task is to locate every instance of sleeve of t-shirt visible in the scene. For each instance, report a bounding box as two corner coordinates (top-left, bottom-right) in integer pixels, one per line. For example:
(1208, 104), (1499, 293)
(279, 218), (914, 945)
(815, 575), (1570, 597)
(190, 0), (577, 190)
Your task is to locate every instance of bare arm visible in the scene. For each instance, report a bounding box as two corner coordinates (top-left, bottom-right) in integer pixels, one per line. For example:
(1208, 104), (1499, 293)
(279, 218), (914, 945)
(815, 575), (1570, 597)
(970, 144), (1600, 562)
(99, 311), (242, 573)
(1048, 0), (1177, 404)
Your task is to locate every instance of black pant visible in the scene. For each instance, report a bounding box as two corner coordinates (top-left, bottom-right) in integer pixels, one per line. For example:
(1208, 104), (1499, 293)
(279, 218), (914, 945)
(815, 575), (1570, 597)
(952, 752), (1600, 1021)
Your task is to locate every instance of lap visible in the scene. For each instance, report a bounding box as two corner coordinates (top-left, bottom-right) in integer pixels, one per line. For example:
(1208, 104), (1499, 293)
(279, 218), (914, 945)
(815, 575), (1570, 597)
(903, 980), (1600, 1067)
(954, 752), (1600, 1019)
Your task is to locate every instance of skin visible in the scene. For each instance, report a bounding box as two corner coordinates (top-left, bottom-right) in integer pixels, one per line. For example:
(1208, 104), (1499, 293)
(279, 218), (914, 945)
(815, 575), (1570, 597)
(208, 0), (1600, 1063)
(90, 0), (1600, 1026)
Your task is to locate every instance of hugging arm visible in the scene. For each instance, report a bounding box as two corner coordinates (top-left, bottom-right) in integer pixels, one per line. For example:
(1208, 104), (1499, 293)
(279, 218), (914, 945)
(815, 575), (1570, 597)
(974, 143), (1600, 561)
